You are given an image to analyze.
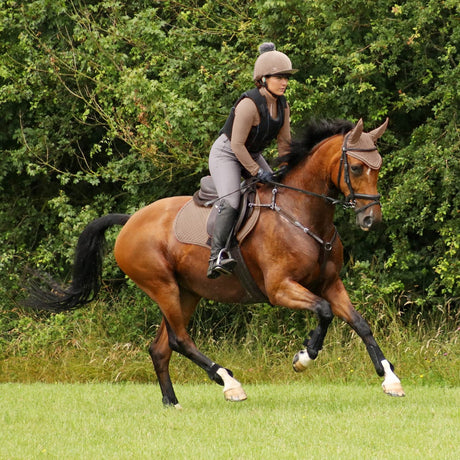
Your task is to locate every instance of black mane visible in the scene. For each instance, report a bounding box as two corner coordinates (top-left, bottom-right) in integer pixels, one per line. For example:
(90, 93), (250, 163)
(276, 119), (354, 175)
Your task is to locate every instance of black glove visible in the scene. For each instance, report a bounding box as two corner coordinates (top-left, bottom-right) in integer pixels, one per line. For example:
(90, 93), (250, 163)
(256, 168), (274, 183)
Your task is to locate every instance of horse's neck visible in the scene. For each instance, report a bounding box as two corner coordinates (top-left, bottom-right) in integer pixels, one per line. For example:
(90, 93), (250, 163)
(291, 142), (338, 190)
(281, 138), (341, 228)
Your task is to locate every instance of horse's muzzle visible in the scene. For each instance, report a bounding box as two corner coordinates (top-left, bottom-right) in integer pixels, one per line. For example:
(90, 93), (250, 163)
(356, 206), (381, 231)
(361, 215), (375, 230)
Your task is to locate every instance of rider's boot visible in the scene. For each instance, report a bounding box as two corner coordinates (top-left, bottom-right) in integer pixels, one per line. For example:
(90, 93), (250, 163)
(207, 201), (238, 279)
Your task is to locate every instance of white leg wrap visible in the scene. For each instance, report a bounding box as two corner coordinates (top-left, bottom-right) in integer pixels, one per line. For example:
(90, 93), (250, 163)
(381, 359), (405, 397)
(216, 368), (247, 402)
(292, 349), (313, 372)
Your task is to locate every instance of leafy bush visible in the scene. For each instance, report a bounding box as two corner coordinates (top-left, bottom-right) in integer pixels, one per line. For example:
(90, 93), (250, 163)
(0, 0), (458, 356)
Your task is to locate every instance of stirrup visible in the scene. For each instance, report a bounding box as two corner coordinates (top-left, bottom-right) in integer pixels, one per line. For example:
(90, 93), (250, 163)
(215, 249), (236, 274)
(207, 249), (236, 279)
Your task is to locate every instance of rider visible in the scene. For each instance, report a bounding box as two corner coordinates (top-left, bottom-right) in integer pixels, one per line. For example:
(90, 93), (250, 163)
(207, 42), (297, 279)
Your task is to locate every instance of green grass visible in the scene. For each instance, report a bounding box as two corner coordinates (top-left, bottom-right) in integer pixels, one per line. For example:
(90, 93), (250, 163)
(2, 316), (458, 387)
(1, 382), (459, 459)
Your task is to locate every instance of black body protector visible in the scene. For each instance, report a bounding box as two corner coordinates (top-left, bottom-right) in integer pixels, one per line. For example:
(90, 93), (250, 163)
(220, 88), (287, 155)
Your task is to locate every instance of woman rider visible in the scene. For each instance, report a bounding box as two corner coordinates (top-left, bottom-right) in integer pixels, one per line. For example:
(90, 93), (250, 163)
(207, 42), (297, 279)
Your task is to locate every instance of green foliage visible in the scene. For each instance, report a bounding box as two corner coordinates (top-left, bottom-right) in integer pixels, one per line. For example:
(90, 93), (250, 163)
(0, 0), (458, 358)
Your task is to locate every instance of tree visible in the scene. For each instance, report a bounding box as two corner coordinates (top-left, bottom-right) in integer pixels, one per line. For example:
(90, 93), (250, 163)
(0, 0), (458, 318)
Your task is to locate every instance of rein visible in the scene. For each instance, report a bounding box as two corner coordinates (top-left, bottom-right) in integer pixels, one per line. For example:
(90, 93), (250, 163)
(267, 134), (382, 214)
(268, 178), (354, 209)
(208, 133), (381, 251)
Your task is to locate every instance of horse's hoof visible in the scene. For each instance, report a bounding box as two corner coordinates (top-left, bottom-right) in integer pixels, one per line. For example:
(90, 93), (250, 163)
(163, 400), (183, 410)
(224, 387), (247, 402)
(382, 382), (406, 397)
(292, 349), (313, 372)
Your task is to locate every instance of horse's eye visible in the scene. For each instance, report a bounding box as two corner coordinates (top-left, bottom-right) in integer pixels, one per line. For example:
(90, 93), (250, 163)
(350, 164), (363, 175)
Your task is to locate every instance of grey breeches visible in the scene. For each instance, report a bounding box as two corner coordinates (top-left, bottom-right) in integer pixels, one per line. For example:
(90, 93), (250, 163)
(209, 134), (272, 210)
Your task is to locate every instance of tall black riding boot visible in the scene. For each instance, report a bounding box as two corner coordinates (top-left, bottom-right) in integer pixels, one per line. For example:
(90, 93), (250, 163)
(207, 201), (239, 279)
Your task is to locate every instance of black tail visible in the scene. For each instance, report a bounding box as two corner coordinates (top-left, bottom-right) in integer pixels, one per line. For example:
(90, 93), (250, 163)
(24, 213), (130, 312)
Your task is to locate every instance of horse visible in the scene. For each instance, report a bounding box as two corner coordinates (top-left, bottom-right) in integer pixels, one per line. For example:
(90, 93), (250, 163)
(26, 118), (405, 408)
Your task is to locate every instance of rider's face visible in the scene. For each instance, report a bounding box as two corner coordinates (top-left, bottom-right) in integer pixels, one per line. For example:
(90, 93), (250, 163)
(265, 75), (290, 96)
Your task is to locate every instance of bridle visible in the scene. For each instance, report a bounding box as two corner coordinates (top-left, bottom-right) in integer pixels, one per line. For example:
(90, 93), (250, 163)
(337, 133), (381, 214)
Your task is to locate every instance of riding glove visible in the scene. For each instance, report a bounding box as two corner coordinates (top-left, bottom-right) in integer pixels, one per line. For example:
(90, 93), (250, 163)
(256, 168), (274, 183)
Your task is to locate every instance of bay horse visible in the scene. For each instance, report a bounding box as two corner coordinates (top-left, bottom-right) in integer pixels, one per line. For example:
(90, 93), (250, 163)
(26, 118), (405, 408)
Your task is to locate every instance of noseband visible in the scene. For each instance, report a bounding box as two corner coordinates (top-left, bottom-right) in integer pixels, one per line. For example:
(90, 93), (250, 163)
(338, 134), (381, 214)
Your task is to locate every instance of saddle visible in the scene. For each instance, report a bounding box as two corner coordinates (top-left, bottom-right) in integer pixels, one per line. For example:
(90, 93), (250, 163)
(174, 176), (267, 303)
(195, 176), (259, 240)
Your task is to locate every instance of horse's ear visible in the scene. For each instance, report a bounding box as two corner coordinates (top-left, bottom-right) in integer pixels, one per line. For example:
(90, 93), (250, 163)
(369, 118), (389, 142)
(349, 118), (364, 144)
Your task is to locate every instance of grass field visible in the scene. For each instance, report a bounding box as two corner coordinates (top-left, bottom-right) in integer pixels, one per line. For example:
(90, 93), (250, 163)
(1, 382), (458, 459)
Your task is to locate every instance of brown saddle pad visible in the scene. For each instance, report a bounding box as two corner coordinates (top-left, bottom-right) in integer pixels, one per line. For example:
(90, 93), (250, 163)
(174, 195), (260, 248)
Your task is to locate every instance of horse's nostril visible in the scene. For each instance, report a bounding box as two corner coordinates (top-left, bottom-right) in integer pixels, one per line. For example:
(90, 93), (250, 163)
(363, 215), (374, 228)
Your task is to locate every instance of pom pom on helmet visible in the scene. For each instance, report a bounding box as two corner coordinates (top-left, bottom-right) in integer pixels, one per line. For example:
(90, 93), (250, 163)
(258, 42), (276, 54)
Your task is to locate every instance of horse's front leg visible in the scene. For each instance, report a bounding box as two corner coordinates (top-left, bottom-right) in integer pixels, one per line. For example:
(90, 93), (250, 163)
(291, 301), (334, 372)
(323, 279), (405, 397)
(266, 278), (334, 372)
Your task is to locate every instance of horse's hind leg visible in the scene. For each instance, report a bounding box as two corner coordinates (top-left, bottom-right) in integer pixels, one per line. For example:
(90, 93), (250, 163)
(149, 288), (200, 408)
(148, 286), (246, 405)
(149, 318), (180, 408)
